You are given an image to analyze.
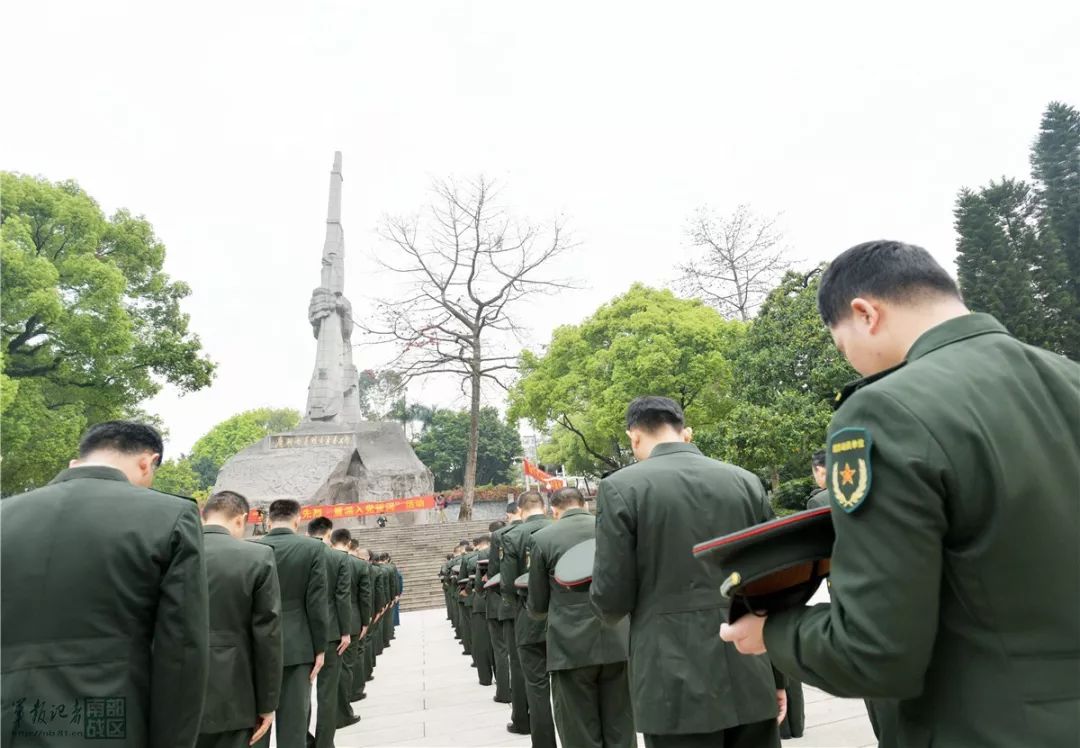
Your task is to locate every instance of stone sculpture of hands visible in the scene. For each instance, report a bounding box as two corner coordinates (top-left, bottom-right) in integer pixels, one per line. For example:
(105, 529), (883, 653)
(308, 287), (336, 337)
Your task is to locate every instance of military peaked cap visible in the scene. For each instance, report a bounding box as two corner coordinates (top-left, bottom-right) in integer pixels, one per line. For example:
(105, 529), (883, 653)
(693, 507), (834, 623)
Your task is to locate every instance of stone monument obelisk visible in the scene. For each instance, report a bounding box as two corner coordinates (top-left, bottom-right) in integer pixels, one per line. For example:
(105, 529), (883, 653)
(305, 152), (364, 426)
(213, 153), (434, 527)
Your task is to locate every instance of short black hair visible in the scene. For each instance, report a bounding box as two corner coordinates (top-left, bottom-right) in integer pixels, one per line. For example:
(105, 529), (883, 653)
(348, 539), (359, 551)
(267, 499), (301, 522)
(505, 502), (518, 514)
(551, 487), (585, 509)
(489, 520), (506, 532)
(202, 490), (250, 520)
(79, 421), (163, 465)
(817, 240), (961, 326)
(307, 517), (334, 537)
(330, 528), (352, 546)
(812, 450), (826, 468)
(473, 534), (491, 546)
(517, 490), (544, 511)
(625, 396), (684, 432)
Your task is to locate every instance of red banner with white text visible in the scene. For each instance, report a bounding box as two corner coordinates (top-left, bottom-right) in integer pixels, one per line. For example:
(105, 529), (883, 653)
(522, 459), (565, 490)
(246, 494), (436, 524)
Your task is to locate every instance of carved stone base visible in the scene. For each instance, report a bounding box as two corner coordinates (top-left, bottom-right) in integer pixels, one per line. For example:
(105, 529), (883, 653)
(213, 420), (435, 530)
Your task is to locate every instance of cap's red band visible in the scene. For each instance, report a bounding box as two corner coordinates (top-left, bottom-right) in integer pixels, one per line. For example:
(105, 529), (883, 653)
(692, 506), (831, 557)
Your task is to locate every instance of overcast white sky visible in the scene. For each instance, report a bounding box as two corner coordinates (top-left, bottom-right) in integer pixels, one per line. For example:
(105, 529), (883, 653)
(4, 1), (1078, 455)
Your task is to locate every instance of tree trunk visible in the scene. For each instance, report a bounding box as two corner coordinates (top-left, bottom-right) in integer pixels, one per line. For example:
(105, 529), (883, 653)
(771, 466), (781, 492)
(459, 353), (482, 521)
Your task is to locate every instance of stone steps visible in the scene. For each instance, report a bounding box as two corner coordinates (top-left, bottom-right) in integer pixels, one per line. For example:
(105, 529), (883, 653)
(350, 518), (498, 612)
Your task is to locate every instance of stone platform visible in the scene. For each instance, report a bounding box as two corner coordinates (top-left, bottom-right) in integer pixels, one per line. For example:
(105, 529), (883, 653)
(328, 608), (878, 747)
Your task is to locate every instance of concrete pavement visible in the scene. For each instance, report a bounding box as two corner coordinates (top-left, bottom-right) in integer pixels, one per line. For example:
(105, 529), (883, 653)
(332, 607), (877, 747)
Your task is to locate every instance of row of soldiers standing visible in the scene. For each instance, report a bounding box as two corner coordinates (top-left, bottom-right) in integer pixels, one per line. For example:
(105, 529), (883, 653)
(440, 488), (635, 748)
(249, 501), (405, 748)
(0, 420), (406, 748)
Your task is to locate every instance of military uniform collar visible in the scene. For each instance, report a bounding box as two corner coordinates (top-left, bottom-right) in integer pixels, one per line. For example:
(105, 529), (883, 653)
(906, 313), (1009, 362)
(831, 314), (1009, 410)
(202, 525), (231, 536)
(832, 362), (906, 410)
(559, 507), (590, 519)
(49, 466), (129, 484)
(266, 527), (295, 536)
(648, 442), (702, 459)
(523, 513), (547, 524)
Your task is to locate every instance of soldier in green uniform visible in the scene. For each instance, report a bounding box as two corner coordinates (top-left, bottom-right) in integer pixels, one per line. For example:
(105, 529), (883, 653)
(483, 520), (512, 703)
(365, 549), (389, 683)
(306, 518), (352, 748)
(346, 541), (373, 702)
(776, 450), (829, 741)
(454, 545), (474, 658)
(501, 491), (556, 748)
(590, 397), (782, 748)
(464, 535), (496, 685)
(720, 240), (1080, 748)
(490, 505), (528, 727)
(330, 530), (369, 727)
(384, 553), (402, 644)
(254, 500), (329, 748)
(350, 544), (375, 694)
(527, 487), (634, 748)
(1, 421), (209, 747)
(198, 491), (282, 748)
(806, 450), (828, 509)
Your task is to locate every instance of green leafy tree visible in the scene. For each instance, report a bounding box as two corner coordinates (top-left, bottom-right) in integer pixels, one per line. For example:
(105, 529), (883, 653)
(189, 407), (301, 489)
(357, 369), (404, 419)
(956, 102), (1080, 359)
(510, 285), (743, 475)
(1, 172), (215, 494)
(153, 457), (203, 497)
(702, 268), (853, 490)
(412, 407), (522, 492)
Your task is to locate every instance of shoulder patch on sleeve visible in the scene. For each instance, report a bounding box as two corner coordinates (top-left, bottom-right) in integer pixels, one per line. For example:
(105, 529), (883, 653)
(827, 426), (873, 513)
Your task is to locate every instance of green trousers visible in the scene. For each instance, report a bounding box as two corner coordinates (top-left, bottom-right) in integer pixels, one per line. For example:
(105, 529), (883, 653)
(337, 635), (362, 727)
(517, 640), (556, 748)
(488, 616), (511, 702)
(253, 663), (311, 748)
(196, 729), (249, 748)
(471, 611), (494, 685)
(382, 605), (393, 645)
(312, 641), (341, 748)
(551, 662), (635, 748)
(866, 699), (900, 748)
(459, 603), (473, 655)
(643, 718), (780, 748)
(348, 635), (367, 701)
(779, 679), (805, 739)
(504, 618), (530, 731)
(363, 630), (373, 681)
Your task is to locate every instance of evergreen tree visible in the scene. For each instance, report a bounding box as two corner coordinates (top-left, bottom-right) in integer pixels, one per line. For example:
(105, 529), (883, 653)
(955, 102), (1080, 360)
(1030, 102), (1080, 358)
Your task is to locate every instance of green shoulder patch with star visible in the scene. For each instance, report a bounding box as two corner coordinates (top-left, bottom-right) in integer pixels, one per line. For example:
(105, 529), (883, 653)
(827, 427), (873, 513)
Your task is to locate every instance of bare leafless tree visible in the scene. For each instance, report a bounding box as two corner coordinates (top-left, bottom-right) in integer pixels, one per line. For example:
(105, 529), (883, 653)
(363, 177), (576, 520)
(676, 204), (791, 321)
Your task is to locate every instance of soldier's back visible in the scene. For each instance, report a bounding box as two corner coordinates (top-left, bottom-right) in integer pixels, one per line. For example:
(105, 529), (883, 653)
(202, 529), (280, 734)
(837, 318), (1080, 745)
(595, 443), (778, 734)
(1, 466), (207, 745)
(256, 530), (326, 666)
(532, 511), (627, 670)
